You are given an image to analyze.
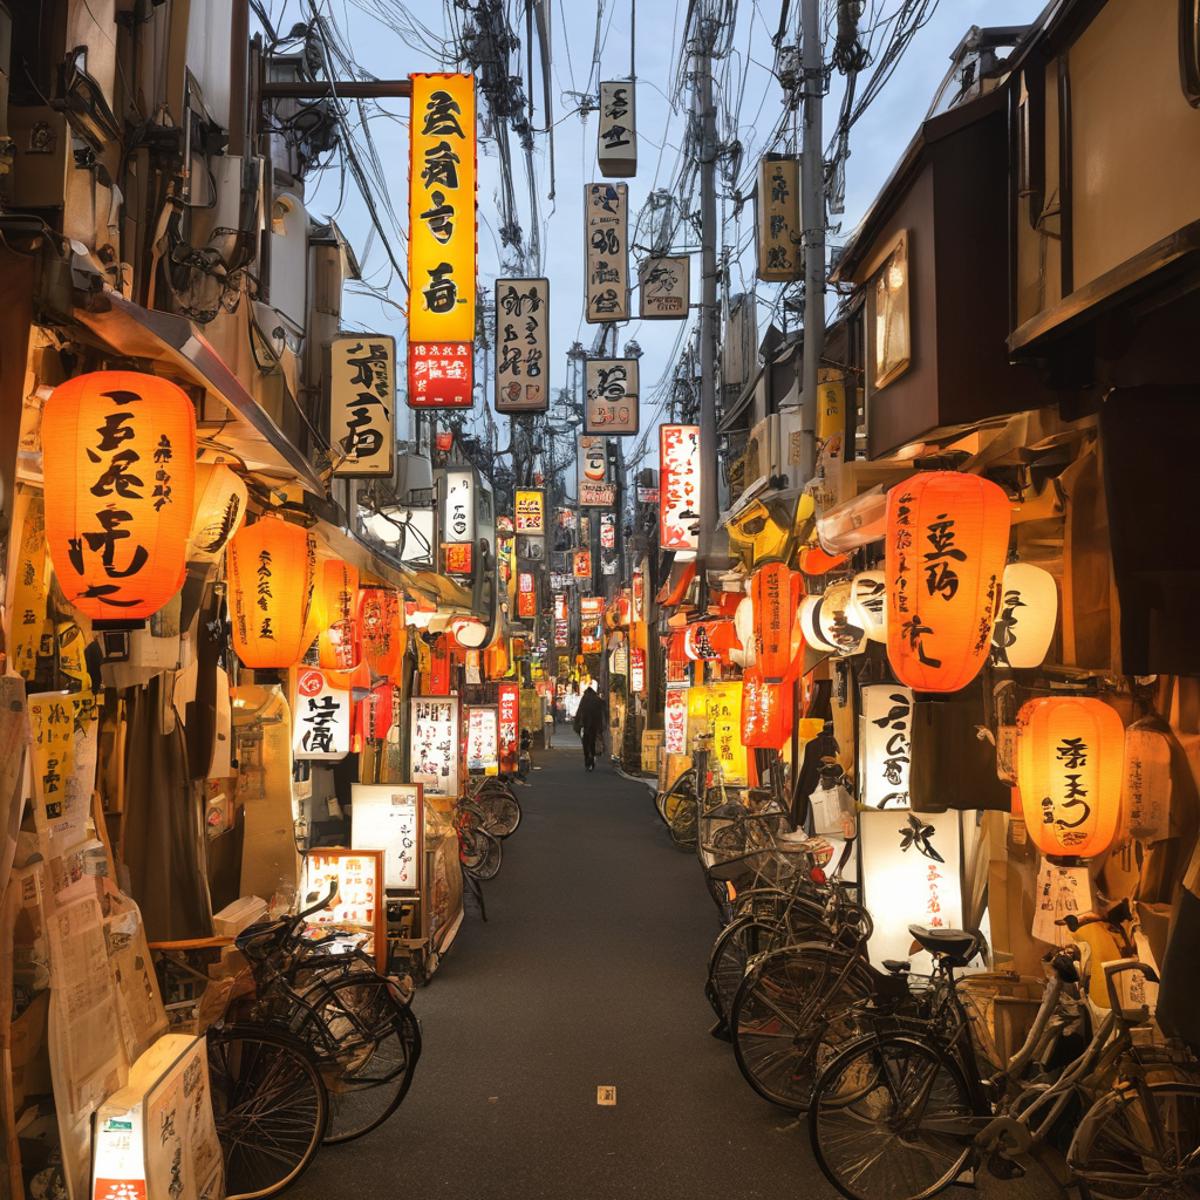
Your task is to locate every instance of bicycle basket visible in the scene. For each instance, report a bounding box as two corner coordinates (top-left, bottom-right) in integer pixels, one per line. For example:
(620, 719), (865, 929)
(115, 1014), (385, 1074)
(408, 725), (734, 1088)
(957, 972), (1046, 1072)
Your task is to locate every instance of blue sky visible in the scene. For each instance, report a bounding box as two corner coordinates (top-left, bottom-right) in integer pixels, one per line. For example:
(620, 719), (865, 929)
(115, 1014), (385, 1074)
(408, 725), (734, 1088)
(262, 0), (1047, 461)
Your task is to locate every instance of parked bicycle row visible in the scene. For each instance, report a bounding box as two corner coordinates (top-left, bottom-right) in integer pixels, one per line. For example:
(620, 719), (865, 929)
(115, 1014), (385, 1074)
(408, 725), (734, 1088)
(654, 743), (1200, 1199)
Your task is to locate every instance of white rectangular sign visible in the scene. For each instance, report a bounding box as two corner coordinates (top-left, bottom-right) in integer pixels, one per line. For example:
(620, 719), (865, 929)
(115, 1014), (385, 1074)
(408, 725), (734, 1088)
(329, 335), (396, 475)
(410, 696), (460, 799)
(351, 784), (423, 889)
(578, 435), (617, 506)
(664, 687), (688, 754)
(465, 705), (499, 776)
(440, 467), (475, 543)
(495, 277), (549, 412)
(293, 667), (352, 760)
(659, 424), (701, 552)
(584, 359), (639, 435)
(585, 182), (630, 322)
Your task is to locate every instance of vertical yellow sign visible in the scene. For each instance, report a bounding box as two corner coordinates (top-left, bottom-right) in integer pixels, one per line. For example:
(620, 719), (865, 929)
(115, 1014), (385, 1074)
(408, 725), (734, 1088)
(409, 74), (477, 342)
(687, 682), (748, 786)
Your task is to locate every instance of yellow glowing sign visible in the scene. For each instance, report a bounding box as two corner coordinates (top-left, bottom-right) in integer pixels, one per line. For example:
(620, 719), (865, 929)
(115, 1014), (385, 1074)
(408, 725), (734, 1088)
(409, 73), (476, 343)
(687, 682), (748, 786)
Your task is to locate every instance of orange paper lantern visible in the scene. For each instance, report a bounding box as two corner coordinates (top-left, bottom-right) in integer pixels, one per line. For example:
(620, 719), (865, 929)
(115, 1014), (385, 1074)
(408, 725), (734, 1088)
(485, 638), (510, 679)
(227, 516), (316, 668)
(885, 471), (1010, 693)
(360, 588), (404, 677)
(684, 619), (741, 663)
(1016, 696), (1124, 860)
(751, 563), (803, 682)
(740, 665), (794, 749)
(42, 370), (196, 621)
(315, 558), (360, 670)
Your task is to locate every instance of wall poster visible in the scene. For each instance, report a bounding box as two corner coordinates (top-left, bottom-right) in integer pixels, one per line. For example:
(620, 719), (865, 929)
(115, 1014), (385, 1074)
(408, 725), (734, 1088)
(410, 696), (460, 805)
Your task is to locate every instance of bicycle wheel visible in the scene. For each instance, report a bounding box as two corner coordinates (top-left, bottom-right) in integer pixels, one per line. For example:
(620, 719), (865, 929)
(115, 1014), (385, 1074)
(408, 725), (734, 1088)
(705, 915), (784, 1025)
(473, 788), (522, 838)
(207, 1023), (328, 1200)
(809, 1033), (975, 1200)
(292, 973), (422, 1144)
(1070, 1079), (1200, 1199)
(730, 942), (874, 1111)
(667, 791), (698, 851)
(464, 827), (502, 880)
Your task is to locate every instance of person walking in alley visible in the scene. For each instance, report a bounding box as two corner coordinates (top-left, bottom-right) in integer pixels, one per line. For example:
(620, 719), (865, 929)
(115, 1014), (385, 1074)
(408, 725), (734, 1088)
(573, 684), (605, 772)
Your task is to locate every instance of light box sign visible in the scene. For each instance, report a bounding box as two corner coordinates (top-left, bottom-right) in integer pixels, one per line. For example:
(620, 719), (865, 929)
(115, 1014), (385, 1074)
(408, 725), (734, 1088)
(498, 682), (519, 772)
(495, 278), (549, 412)
(578, 435), (616, 507)
(585, 182), (630, 322)
(466, 704), (499, 775)
(756, 154), (801, 282)
(860, 685), (914, 810)
(664, 686), (688, 753)
(584, 359), (639, 435)
(600, 512), (616, 549)
(441, 468), (475, 544)
(659, 425), (701, 552)
(329, 335), (396, 475)
(639, 256), (689, 320)
(517, 571), (536, 619)
(409, 73), (476, 342)
(574, 550), (593, 579)
(351, 783), (423, 890)
(687, 682), (747, 785)
(598, 81), (636, 176)
(410, 696), (460, 803)
(631, 647), (646, 694)
(514, 488), (545, 535)
(293, 667), (352, 761)
(580, 595), (604, 653)
(408, 342), (473, 409)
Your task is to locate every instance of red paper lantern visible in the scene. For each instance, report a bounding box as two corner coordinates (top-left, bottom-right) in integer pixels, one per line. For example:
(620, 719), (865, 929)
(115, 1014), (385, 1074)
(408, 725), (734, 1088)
(751, 563), (803, 683)
(885, 471), (1010, 693)
(1016, 696), (1124, 861)
(684, 619), (741, 663)
(227, 516), (317, 668)
(42, 370), (197, 621)
(740, 665), (794, 749)
(315, 558), (360, 670)
(360, 587), (404, 677)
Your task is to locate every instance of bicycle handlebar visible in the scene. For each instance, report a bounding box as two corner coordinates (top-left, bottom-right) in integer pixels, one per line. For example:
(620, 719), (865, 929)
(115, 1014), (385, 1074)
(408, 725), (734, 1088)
(1101, 957), (1159, 1017)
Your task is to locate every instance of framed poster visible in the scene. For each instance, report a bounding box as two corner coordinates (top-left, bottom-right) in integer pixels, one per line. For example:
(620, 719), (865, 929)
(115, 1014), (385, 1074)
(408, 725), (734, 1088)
(301, 848), (386, 970)
(351, 783), (424, 891)
(328, 335), (396, 475)
(410, 696), (460, 806)
(465, 705), (499, 776)
(584, 359), (639, 435)
(495, 278), (549, 412)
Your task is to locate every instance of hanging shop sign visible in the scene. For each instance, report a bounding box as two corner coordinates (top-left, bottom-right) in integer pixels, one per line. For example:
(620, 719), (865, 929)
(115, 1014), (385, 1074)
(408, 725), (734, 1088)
(293, 667), (352, 761)
(556, 506), (577, 534)
(1016, 696), (1124, 861)
(42, 370), (196, 623)
(495, 277), (549, 412)
(631, 648), (646, 695)
(410, 696), (460, 802)
(409, 73), (476, 342)
(440, 467), (475, 545)
(187, 462), (247, 562)
(860, 685), (914, 810)
(407, 341), (473, 409)
(578, 435), (616, 506)
(517, 571), (537, 619)
(659, 424), (701, 553)
(664, 686), (688, 754)
(885, 471), (1011, 693)
(573, 549), (593, 579)
(859, 809), (963, 974)
(600, 512), (616, 549)
(498, 682), (520, 773)
(991, 561), (1058, 670)
(328, 335), (396, 474)
(638, 255), (689, 319)
(514, 488), (546, 535)
(740, 666), (793, 750)
(465, 704), (500, 775)
(631, 562), (646, 622)
(580, 595), (604, 654)
(597, 80), (636, 176)
(755, 154), (801, 281)
(553, 593), (568, 621)
(687, 682), (747, 785)
(585, 182), (630, 322)
(351, 783), (423, 890)
(636, 484), (659, 504)
(227, 516), (316, 669)
(301, 849), (386, 970)
(554, 618), (570, 646)
(584, 359), (639, 434)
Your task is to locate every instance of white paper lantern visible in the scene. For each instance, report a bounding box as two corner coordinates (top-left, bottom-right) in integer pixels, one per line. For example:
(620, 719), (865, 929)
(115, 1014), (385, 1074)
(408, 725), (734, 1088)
(1121, 724), (1172, 842)
(187, 463), (247, 562)
(817, 580), (866, 656)
(860, 684), (914, 810)
(850, 571), (887, 643)
(991, 562), (1057, 669)
(451, 616), (489, 648)
(798, 595), (837, 652)
(734, 594), (756, 667)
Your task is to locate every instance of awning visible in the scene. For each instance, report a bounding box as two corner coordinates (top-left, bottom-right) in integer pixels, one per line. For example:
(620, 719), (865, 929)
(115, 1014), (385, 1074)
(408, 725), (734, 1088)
(73, 287), (325, 495)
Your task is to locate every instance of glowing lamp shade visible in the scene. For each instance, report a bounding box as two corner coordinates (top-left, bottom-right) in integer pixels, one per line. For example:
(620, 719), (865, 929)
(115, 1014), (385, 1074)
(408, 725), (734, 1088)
(750, 563), (802, 682)
(485, 639), (510, 679)
(992, 562), (1057, 670)
(740, 665), (793, 750)
(885, 472), (1011, 693)
(187, 462), (247, 562)
(850, 571), (887, 643)
(798, 595), (837, 653)
(733, 595), (756, 666)
(360, 588), (404, 677)
(816, 579), (866, 656)
(1016, 696), (1124, 860)
(451, 616), (489, 649)
(42, 370), (197, 621)
(227, 516), (316, 668)
(315, 558), (360, 671)
(684, 619), (740, 662)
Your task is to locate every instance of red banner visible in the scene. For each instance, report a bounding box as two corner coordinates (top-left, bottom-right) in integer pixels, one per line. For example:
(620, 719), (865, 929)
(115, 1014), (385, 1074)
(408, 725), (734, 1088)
(408, 342), (474, 408)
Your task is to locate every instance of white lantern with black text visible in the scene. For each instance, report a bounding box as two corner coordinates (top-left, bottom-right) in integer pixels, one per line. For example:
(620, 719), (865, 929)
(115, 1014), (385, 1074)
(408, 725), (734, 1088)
(992, 561), (1057, 669)
(850, 571), (888, 643)
(799, 595), (837, 653)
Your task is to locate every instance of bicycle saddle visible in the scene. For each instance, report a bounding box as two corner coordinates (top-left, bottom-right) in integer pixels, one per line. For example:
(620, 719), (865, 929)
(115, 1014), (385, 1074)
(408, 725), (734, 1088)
(908, 924), (981, 966)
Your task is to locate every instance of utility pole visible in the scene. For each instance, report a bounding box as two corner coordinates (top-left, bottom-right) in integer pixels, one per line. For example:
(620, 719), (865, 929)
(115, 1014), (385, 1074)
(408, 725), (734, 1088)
(695, 13), (719, 564)
(799, 0), (825, 484)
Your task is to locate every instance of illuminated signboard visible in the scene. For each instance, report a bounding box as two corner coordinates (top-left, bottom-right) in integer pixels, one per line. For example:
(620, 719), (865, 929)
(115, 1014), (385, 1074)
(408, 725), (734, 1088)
(659, 424), (701, 553)
(410, 696), (459, 804)
(465, 704), (499, 775)
(293, 667), (352, 761)
(514, 488), (545, 535)
(578, 435), (616, 507)
(408, 342), (473, 409)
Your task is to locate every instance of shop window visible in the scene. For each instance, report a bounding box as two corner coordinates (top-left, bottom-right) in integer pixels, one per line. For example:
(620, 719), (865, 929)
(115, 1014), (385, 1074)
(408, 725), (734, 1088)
(1182, 0), (1200, 107)
(870, 234), (910, 390)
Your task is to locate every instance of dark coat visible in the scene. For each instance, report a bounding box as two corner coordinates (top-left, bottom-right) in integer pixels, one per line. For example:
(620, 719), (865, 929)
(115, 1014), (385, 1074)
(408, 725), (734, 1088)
(573, 688), (605, 736)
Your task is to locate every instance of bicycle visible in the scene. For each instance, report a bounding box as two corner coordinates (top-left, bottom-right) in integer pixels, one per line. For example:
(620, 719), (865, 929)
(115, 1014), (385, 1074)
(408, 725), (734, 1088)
(464, 774), (522, 838)
(454, 796), (503, 880)
(807, 920), (1200, 1200)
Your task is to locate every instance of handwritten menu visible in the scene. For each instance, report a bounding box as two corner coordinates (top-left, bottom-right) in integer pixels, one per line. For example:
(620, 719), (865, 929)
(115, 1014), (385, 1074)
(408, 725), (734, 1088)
(410, 696), (459, 802)
(351, 785), (422, 890)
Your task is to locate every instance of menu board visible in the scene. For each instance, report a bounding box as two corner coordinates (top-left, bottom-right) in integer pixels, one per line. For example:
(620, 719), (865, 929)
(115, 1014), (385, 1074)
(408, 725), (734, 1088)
(465, 705), (499, 776)
(301, 849), (386, 969)
(410, 696), (460, 806)
(351, 784), (423, 890)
